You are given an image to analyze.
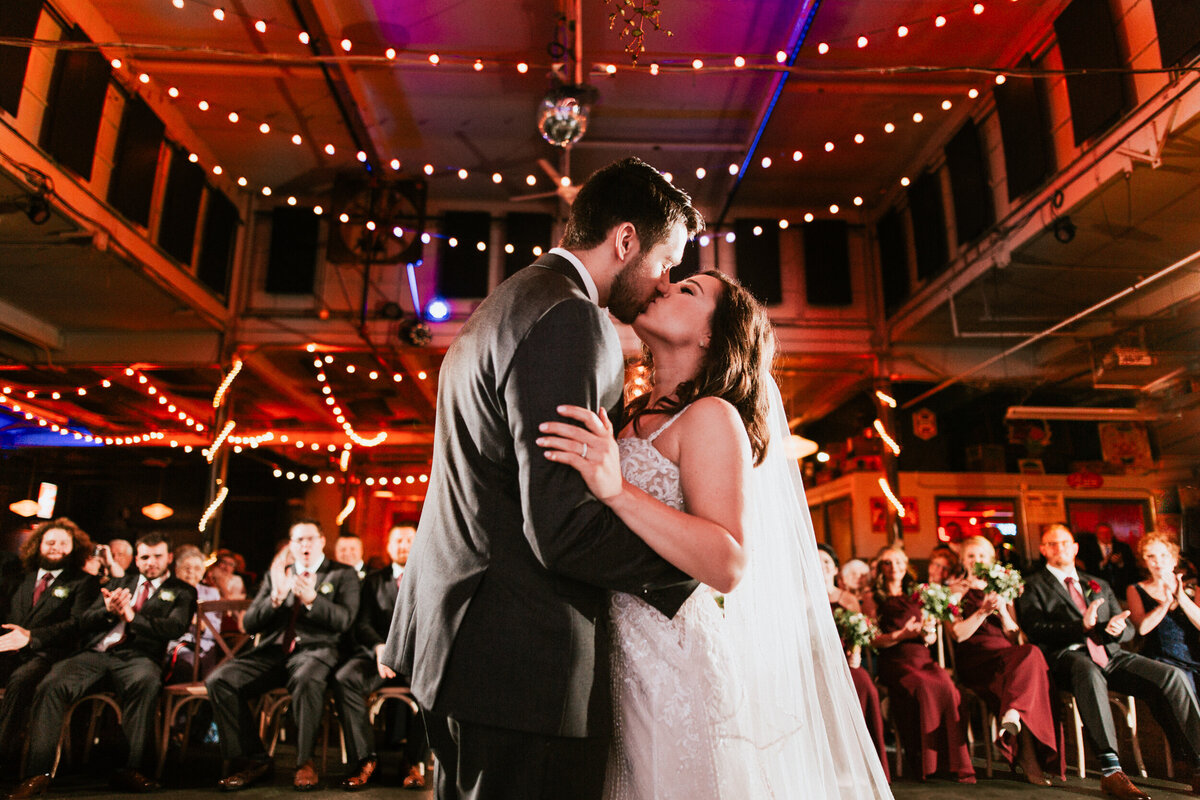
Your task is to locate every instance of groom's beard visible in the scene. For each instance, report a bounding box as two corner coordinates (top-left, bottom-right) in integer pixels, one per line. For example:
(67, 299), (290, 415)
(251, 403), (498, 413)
(607, 251), (657, 324)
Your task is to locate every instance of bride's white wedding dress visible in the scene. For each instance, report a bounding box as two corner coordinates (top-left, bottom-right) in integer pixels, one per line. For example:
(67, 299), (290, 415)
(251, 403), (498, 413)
(605, 414), (766, 798)
(603, 391), (893, 800)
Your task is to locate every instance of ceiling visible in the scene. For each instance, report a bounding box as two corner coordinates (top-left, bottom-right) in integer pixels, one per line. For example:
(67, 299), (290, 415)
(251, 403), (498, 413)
(2, 0), (1199, 478)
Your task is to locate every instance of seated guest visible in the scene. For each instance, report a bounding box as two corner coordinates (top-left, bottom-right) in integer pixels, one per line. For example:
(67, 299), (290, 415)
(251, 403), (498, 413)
(108, 539), (135, 574)
(1127, 531), (1200, 696)
(83, 541), (125, 583)
(1018, 523), (1200, 800)
(840, 558), (870, 601)
(927, 545), (971, 597)
(166, 545), (223, 682)
(818, 544), (888, 782)
(9, 532), (195, 797)
(0, 518), (99, 769)
(951, 536), (1057, 786)
(867, 547), (974, 783)
(335, 534), (367, 581)
(1077, 523), (1139, 599)
(207, 519), (360, 791)
(333, 525), (429, 790)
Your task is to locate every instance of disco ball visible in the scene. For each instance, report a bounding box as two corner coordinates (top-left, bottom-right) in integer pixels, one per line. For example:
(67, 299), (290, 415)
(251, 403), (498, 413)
(537, 85), (598, 147)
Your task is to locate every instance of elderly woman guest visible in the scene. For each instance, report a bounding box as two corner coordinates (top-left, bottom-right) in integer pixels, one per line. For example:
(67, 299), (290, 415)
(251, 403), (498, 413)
(951, 536), (1058, 786)
(1127, 531), (1200, 695)
(819, 545), (890, 781)
(867, 547), (975, 783)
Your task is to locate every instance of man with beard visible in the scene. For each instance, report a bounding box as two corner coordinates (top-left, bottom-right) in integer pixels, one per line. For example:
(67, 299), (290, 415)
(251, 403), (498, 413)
(333, 525), (428, 790)
(0, 518), (99, 770)
(381, 157), (703, 799)
(8, 532), (195, 797)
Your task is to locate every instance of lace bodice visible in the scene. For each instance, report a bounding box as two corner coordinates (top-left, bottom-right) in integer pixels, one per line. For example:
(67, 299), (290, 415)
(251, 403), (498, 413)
(605, 413), (763, 799)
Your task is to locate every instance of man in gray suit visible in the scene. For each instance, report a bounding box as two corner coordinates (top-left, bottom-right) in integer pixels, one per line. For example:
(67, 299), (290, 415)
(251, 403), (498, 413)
(383, 157), (703, 799)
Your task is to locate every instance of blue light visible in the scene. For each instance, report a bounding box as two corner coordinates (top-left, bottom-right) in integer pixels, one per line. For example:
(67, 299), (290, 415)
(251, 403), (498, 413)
(424, 298), (451, 322)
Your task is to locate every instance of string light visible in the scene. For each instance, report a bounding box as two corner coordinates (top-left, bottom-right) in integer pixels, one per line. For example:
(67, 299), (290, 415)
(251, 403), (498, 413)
(206, 420), (237, 463)
(336, 497), (357, 526)
(873, 419), (901, 455)
(879, 477), (906, 517)
(198, 486), (229, 532)
(875, 390), (898, 408)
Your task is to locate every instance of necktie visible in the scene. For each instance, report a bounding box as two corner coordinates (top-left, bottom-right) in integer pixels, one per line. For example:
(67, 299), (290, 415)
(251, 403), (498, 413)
(1065, 577), (1109, 668)
(132, 579), (153, 612)
(282, 571), (310, 653)
(32, 572), (53, 607)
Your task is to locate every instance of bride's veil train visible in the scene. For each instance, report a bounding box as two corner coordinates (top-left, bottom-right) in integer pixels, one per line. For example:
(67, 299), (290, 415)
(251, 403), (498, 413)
(722, 380), (894, 798)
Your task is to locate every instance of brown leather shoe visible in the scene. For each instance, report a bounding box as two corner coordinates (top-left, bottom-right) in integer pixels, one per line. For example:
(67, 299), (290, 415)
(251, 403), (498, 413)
(402, 764), (426, 790)
(109, 768), (162, 793)
(339, 758), (377, 791)
(218, 760), (274, 792)
(7, 775), (50, 799)
(294, 760), (320, 792)
(1101, 771), (1151, 800)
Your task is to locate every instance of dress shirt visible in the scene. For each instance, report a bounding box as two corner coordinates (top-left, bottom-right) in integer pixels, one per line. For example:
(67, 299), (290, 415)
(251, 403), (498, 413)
(95, 575), (164, 652)
(548, 247), (599, 305)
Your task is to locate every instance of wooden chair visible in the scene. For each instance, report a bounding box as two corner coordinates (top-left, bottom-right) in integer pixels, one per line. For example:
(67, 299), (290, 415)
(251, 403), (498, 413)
(939, 622), (999, 778)
(155, 598), (251, 779)
(1059, 690), (1147, 778)
(51, 693), (123, 777)
(261, 689), (347, 770)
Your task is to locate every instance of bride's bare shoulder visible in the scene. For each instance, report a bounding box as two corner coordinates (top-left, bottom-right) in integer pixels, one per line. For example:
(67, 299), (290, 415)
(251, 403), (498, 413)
(676, 397), (747, 441)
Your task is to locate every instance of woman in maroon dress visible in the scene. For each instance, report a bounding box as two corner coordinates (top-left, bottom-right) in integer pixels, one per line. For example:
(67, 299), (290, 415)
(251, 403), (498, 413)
(951, 536), (1058, 786)
(819, 544), (890, 782)
(867, 547), (975, 783)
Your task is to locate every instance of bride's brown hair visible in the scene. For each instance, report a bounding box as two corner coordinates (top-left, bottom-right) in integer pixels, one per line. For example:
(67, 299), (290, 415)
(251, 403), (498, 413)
(627, 270), (775, 466)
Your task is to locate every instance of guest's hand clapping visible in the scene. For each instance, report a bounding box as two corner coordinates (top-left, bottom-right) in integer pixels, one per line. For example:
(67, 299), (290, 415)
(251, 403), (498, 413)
(102, 586), (135, 622)
(538, 405), (624, 502)
(293, 569), (318, 606)
(0, 624), (30, 652)
(268, 548), (296, 607)
(1105, 609), (1132, 637)
(1083, 597), (1104, 631)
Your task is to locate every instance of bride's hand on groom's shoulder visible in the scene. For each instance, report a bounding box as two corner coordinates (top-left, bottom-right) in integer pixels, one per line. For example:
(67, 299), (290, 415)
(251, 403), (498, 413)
(537, 405), (624, 502)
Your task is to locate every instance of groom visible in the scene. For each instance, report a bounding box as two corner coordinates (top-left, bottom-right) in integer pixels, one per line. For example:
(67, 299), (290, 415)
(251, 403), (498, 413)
(383, 157), (703, 799)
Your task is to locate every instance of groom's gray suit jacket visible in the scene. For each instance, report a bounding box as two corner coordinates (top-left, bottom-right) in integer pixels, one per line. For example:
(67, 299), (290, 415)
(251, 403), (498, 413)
(383, 254), (696, 738)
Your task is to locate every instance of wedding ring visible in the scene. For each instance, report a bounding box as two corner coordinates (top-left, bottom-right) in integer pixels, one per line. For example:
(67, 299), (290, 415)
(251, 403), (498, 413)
(580, 443), (588, 459)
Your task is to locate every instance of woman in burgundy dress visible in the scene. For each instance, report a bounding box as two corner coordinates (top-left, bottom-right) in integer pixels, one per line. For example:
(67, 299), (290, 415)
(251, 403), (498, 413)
(951, 536), (1058, 786)
(867, 547), (975, 783)
(819, 544), (890, 782)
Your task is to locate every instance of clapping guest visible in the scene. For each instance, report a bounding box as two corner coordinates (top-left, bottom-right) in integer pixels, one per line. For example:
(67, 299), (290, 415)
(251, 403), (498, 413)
(950, 536), (1058, 786)
(83, 541), (125, 583)
(1127, 532), (1200, 696)
(1018, 524), (1200, 800)
(206, 520), (360, 792)
(9, 533), (195, 797)
(335, 535), (367, 581)
(868, 547), (974, 783)
(927, 546), (971, 598)
(332, 526), (429, 791)
(0, 519), (99, 770)
(108, 539), (134, 573)
(820, 544), (889, 782)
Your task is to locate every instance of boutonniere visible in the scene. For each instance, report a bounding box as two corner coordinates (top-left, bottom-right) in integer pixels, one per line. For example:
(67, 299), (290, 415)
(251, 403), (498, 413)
(158, 589), (176, 603)
(52, 585), (70, 599)
(319, 582), (334, 595)
(1085, 579), (1102, 599)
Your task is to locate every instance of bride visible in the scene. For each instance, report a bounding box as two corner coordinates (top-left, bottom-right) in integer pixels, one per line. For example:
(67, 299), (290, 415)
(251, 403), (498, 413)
(539, 270), (892, 799)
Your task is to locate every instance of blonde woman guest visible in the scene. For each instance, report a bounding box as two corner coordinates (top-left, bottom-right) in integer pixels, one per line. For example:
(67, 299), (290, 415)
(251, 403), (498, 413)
(870, 547), (974, 783)
(1127, 532), (1200, 695)
(951, 536), (1058, 785)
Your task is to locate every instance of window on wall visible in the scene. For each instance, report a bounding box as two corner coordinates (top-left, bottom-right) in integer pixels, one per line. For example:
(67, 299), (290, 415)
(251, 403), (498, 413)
(1065, 498), (1152, 547)
(1151, 0), (1200, 68)
(944, 119), (994, 245)
(876, 208), (909, 314)
(1054, 0), (1132, 145)
(803, 220), (852, 307)
(734, 218), (782, 306)
(107, 93), (164, 227)
(0, 0), (42, 117)
(907, 171), (949, 281)
(936, 497), (1018, 545)
(994, 56), (1055, 201)
(38, 26), (110, 180)
(158, 147), (206, 266)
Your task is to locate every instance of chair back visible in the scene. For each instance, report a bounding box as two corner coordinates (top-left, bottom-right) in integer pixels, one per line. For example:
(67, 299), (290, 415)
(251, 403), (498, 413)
(186, 598), (251, 681)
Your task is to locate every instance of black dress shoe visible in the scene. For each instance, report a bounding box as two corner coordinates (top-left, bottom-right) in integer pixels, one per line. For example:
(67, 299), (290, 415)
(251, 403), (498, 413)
(109, 769), (161, 793)
(7, 774), (50, 799)
(218, 760), (274, 792)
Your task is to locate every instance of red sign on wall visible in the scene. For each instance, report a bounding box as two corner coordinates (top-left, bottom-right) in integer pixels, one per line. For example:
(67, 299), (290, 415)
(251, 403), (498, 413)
(870, 497), (920, 532)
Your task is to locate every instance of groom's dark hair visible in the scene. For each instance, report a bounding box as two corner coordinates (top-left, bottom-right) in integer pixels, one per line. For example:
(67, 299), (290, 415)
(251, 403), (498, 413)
(560, 157), (703, 252)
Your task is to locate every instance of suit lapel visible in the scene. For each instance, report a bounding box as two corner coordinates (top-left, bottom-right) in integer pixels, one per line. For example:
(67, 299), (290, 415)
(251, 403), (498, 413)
(533, 253), (588, 296)
(1041, 570), (1083, 617)
(13, 573), (36, 620)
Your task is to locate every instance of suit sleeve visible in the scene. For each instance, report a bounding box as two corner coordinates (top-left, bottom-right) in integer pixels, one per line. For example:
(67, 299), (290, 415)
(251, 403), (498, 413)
(300, 568), (359, 634)
(242, 572), (287, 635)
(353, 575), (386, 650)
(504, 299), (692, 594)
(1017, 579), (1088, 651)
(128, 581), (196, 642)
(27, 574), (100, 651)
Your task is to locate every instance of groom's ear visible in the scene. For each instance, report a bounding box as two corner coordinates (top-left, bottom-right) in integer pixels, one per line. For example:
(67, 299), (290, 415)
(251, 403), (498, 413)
(611, 222), (639, 261)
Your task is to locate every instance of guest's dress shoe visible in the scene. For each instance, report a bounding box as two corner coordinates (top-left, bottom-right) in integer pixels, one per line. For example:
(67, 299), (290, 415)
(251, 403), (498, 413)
(109, 769), (161, 793)
(402, 765), (426, 790)
(218, 760), (274, 792)
(1190, 766), (1200, 794)
(294, 760), (320, 792)
(340, 758), (377, 791)
(7, 775), (50, 799)
(1100, 771), (1151, 800)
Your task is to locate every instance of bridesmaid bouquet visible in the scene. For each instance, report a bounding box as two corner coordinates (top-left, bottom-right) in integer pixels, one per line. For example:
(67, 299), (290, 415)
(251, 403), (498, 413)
(914, 582), (962, 621)
(833, 608), (879, 651)
(973, 561), (1025, 603)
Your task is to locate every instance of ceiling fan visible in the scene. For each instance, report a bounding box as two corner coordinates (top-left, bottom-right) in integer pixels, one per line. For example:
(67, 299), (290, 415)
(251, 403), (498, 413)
(512, 155), (579, 204)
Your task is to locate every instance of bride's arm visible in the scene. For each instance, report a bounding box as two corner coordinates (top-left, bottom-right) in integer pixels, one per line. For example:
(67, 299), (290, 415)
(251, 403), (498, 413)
(539, 398), (748, 593)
